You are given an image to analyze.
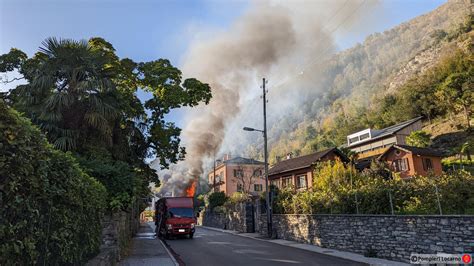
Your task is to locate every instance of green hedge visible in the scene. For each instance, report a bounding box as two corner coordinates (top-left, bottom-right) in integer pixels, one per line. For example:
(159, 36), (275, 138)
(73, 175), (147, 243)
(0, 101), (106, 265)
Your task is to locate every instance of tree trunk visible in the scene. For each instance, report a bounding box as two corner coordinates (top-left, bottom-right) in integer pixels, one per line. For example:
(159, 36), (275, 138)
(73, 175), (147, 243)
(463, 105), (471, 130)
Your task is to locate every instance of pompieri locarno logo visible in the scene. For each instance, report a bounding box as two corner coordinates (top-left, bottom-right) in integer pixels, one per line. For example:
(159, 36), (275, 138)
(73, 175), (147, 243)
(463, 254), (473, 264)
(410, 253), (472, 264)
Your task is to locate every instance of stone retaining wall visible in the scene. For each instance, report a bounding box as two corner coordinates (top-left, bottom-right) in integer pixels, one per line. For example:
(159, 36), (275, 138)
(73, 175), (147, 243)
(202, 202), (255, 233)
(87, 201), (140, 266)
(259, 214), (474, 263)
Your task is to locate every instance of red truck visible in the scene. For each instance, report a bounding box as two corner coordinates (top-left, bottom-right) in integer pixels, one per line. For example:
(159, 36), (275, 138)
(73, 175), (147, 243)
(155, 197), (196, 239)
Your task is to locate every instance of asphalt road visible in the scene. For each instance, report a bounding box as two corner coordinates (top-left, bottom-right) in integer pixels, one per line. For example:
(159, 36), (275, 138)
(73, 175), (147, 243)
(165, 227), (366, 266)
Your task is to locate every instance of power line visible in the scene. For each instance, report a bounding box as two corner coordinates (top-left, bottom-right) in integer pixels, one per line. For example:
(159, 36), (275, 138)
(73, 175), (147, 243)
(324, 0), (351, 29)
(270, 0), (369, 90)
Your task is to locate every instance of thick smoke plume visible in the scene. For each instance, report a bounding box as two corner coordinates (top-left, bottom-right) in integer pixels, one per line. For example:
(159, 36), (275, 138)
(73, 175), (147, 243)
(156, 0), (378, 196)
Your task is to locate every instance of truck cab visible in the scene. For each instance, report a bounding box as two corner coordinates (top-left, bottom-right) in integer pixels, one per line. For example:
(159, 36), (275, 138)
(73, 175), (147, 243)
(155, 197), (196, 239)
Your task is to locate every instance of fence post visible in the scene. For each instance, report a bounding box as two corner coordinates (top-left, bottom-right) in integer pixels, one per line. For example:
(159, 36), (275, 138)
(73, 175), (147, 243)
(388, 191), (394, 215)
(434, 184), (443, 215)
(355, 193), (359, 214)
(350, 167), (359, 214)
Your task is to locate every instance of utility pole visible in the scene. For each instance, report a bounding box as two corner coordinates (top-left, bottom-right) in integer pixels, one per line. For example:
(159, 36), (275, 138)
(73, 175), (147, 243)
(213, 154), (216, 192)
(242, 78), (272, 237)
(262, 78), (272, 238)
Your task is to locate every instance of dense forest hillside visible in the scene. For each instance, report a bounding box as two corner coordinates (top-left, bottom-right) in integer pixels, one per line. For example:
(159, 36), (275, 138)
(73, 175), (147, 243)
(263, 0), (473, 164)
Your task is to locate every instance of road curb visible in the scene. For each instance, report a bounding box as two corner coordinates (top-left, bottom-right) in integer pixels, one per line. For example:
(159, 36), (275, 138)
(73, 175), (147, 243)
(199, 226), (408, 266)
(159, 238), (180, 266)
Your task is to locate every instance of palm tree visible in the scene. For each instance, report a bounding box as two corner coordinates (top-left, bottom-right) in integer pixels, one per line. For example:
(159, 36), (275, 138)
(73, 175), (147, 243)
(16, 37), (120, 150)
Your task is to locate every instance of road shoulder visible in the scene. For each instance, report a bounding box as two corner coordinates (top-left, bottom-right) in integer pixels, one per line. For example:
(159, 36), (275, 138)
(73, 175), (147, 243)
(199, 226), (408, 266)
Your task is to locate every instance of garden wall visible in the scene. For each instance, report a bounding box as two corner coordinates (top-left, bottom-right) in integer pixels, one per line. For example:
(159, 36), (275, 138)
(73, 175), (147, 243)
(258, 214), (474, 263)
(87, 202), (141, 266)
(201, 202), (256, 233)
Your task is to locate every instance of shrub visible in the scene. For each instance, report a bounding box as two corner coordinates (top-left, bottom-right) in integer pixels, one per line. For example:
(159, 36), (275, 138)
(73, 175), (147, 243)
(208, 191), (228, 210)
(272, 160), (474, 215)
(229, 192), (251, 204)
(75, 152), (139, 211)
(0, 101), (106, 265)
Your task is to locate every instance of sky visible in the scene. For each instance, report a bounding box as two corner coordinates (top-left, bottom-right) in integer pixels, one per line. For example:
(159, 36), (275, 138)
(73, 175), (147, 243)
(0, 0), (447, 126)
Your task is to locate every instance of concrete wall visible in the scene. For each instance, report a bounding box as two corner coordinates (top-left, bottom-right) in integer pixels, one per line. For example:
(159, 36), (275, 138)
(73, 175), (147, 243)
(258, 214), (474, 263)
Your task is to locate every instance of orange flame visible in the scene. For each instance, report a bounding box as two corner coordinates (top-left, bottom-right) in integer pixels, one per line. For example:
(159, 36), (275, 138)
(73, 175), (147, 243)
(185, 180), (196, 197)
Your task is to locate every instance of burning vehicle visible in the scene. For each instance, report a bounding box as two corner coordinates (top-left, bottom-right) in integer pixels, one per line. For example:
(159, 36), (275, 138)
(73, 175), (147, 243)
(155, 196), (196, 239)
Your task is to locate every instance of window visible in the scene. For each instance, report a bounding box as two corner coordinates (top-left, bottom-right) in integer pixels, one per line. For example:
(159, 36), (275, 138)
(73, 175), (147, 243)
(237, 183), (243, 192)
(359, 133), (370, 141)
(296, 175), (307, 189)
(281, 176), (293, 188)
(234, 169), (243, 177)
(393, 158), (409, 172)
(254, 184), (263, 191)
(349, 136), (359, 144)
(254, 169), (263, 176)
(422, 158), (433, 171)
(168, 208), (194, 218)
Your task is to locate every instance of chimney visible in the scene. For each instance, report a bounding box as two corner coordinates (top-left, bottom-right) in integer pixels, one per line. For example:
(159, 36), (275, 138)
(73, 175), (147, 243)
(223, 153), (231, 161)
(286, 152), (293, 160)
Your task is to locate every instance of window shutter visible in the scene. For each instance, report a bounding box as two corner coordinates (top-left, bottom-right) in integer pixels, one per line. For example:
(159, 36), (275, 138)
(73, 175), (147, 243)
(404, 158), (410, 171)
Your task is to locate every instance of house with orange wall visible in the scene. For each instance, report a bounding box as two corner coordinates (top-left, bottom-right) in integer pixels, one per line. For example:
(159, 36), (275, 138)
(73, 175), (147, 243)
(208, 155), (265, 197)
(378, 145), (443, 178)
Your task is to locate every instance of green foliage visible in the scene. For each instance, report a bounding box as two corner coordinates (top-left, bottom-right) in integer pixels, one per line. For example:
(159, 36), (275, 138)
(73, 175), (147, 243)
(0, 36), (211, 263)
(442, 155), (474, 174)
(406, 130), (432, 148)
(0, 48), (27, 73)
(437, 71), (473, 128)
(75, 149), (141, 211)
(223, 192), (250, 210)
(227, 192), (251, 205)
(208, 191), (228, 210)
(2, 36), (211, 165)
(0, 100), (106, 264)
(272, 160), (474, 215)
(0, 37), (212, 214)
(196, 194), (206, 207)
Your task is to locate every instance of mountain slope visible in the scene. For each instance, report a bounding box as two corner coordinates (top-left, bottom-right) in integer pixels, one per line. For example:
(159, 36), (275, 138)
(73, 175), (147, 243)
(263, 0), (472, 163)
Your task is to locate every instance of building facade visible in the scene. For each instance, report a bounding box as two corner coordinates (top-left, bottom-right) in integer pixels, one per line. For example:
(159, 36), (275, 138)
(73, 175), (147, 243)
(347, 117), (423, 159)
(208, 156), (265, 197)
(268, 148), (348, 191)
(378, 145), (443, 178)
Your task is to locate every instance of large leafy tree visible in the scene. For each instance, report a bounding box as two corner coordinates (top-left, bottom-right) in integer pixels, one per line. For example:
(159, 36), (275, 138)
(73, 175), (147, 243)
(437, 72), (473, 129)
(0, 37), (211, 208)
(406, 130), (432, 148)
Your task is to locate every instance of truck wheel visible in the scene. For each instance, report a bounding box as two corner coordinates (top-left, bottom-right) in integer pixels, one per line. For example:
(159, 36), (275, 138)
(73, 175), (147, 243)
(189, 233), (194, 239)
